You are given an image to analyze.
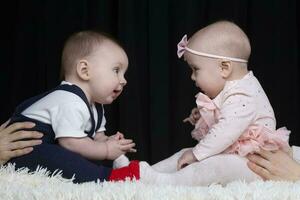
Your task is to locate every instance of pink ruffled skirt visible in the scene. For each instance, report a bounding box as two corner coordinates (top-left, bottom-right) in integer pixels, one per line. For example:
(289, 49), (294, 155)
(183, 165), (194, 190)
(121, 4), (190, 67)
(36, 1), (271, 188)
(224, 125), (290, 156)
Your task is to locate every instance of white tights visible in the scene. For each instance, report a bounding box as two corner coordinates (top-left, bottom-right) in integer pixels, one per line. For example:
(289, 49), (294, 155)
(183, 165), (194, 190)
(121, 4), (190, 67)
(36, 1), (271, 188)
(140, 148), (261, 186)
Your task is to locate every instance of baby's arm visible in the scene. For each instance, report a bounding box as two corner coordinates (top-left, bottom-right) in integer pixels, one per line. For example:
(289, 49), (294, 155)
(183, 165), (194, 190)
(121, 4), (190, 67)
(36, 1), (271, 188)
(58, 136), (135, 160)
(192, 93), (256, 161)
(52, 102), (135, 160)
(58, 137), (107, 160)
(94, 131), (108, 142)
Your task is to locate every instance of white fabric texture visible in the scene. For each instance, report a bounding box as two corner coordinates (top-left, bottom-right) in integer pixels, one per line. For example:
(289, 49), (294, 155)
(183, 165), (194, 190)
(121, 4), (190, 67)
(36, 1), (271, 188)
(1, 164), (300, 200)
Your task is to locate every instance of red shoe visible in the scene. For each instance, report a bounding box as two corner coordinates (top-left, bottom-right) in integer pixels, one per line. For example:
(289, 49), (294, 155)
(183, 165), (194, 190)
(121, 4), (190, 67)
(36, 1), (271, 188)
(108, 160), (140, 181)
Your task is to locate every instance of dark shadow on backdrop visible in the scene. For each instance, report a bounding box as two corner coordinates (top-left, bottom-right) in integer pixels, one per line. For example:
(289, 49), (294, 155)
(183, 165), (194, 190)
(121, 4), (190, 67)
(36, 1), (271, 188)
(1, 0), (299, 164)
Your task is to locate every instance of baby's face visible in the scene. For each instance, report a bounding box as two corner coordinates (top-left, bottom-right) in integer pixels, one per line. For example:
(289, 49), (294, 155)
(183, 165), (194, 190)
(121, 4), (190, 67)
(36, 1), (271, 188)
(87, 41), (128, 104)
(184, 52), (225, 99)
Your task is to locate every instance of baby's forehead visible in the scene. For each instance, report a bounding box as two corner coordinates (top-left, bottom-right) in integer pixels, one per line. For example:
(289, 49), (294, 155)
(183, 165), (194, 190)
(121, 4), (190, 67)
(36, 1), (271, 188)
(187, 32), (216, 51)
(184, 52), (209, 66)
(95, 39), (120, 51)
(94, 40), (126, 55)
(96, 41), (128, 64)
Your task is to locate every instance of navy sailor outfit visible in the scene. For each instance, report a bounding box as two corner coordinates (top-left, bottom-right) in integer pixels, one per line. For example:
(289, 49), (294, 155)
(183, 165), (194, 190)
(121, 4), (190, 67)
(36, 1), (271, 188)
(7, 84), (112, 183)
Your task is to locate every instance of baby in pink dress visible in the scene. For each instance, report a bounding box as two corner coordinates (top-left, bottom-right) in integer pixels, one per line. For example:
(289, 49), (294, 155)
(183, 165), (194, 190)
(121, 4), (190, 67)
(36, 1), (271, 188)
(189, 72), (290, 160)
(143, 20), (291, 186)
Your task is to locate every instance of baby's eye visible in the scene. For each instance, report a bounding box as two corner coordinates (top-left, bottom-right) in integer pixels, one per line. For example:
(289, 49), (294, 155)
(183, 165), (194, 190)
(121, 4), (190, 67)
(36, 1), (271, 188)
(113, 67), (120, 73)
(193, 67), (199, 71)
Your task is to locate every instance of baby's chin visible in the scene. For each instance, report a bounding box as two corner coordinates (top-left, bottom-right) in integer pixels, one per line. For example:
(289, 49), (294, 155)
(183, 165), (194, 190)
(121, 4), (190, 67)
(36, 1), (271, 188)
(207, 93), (218, 99)
(201, 91), (216, 99)
(103, 98), (115, 104)
(94, 97), (113, 105)
(104, 95), (120, 104)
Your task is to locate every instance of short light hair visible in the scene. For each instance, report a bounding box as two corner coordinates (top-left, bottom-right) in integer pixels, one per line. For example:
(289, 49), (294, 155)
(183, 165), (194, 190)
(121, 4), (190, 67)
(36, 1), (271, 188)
(61, 30), (123, 78)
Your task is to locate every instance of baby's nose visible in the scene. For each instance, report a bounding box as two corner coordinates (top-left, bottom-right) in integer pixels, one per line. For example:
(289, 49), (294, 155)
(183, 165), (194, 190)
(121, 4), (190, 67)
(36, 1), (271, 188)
(120, 77), (127, 86)
(191, 73), (196, 81)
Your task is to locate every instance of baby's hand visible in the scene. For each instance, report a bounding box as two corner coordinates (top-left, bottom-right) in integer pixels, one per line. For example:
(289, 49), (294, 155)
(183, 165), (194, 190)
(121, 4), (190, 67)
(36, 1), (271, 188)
(183, 107), (200, 125)
(121, 138), (137, 153)
(177, 149), (197, 170)
(109, 131), (124, 140)
(109, 131), (137, 153)
(105, 138), (136, 160)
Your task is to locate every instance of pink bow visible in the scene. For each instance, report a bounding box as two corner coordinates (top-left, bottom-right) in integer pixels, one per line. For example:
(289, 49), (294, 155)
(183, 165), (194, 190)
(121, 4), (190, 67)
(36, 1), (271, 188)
(195, 93), (220, 128)
(177, 34), (188, 58)
(191, 92), (220, 141)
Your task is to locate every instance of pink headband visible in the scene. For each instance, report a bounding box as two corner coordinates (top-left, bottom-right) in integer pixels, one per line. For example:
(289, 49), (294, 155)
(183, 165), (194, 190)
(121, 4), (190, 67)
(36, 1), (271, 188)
(177, 34), (248, 63)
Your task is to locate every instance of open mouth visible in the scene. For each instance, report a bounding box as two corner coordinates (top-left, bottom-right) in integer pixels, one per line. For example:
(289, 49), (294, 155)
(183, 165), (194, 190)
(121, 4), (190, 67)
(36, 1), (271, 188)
(113, 89), (122, 96)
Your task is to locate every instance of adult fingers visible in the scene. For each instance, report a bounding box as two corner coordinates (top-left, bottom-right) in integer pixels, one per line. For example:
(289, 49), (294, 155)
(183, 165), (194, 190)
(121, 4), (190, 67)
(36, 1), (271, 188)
(7, 147), (34, 159)
(0, 119), (10, 131)
(247, 153), (272, 170)
(8, 130), (43, 142)
(3, 122), (36, 135)
(247, 161), (272, 180)
(255, 148), (274, 160)
(8, 139), (42, 150)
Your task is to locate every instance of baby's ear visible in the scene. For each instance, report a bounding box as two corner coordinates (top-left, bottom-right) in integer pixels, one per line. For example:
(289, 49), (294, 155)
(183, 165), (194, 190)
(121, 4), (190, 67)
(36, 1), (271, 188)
(76, 60), (90, 81)
(219, 60), (232, 78)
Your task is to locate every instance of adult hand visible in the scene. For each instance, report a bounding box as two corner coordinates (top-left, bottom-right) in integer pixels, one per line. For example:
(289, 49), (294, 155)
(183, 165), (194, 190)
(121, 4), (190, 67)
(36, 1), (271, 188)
(0, 120), (43, 165)
(247, 148), (300, 181)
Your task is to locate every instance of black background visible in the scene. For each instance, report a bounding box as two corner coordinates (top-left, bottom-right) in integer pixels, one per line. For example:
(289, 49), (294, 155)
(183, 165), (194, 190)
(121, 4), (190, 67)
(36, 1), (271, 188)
(1, 0), (299, 164)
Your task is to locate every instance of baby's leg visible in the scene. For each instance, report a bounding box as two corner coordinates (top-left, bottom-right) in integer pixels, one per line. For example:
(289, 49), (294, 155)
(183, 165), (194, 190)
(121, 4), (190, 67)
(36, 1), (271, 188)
(151, 148), (191, 173)
(141, 154), (260, 186)
(9, 144), (111, 183)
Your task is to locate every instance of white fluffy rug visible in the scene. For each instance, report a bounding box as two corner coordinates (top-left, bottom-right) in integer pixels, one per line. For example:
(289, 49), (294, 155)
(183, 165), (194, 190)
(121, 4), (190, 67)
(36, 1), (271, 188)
(1, 164), (300, 200)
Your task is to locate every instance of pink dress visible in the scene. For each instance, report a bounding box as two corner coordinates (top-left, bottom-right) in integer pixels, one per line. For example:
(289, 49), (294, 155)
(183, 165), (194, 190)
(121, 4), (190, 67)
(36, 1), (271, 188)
(191, 71), (290, 160)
